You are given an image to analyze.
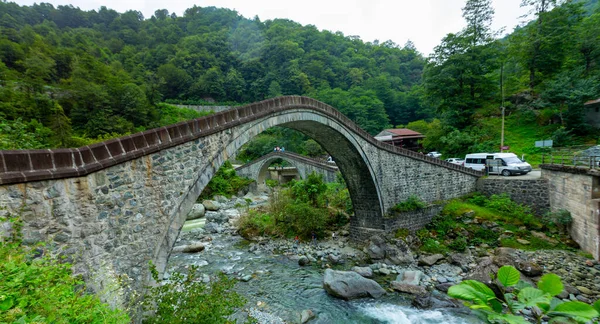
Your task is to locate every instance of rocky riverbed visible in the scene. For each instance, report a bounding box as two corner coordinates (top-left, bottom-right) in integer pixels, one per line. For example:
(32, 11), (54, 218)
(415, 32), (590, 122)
(168, 193), (600, 323)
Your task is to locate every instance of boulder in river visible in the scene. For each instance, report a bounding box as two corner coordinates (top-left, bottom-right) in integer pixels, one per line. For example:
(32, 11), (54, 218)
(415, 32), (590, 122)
(418, 254), (444, 266)
(206, 211), (228, 224)
(186, 203), (206, 220)
(323, 269), (386, 300)
(300, 309), (315, 323)
(299, 256), (310, 266)
(351, 266), (373, 278)
(172, 242), (205, 253)
(203, 200), (221, 211)
(390, 282), (427, 295)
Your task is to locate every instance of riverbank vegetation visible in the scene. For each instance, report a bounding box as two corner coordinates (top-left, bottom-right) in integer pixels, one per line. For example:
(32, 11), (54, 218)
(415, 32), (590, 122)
(199, 161), (255, 200)
(0, 215), (130, 323)
(412, 193), (576, 254)
(237, 173), (351, 240)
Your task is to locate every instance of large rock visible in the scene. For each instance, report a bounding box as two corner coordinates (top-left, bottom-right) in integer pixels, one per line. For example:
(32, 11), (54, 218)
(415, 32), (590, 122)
(213, 195), (229, 204)
(367, 242), (385, 260)
(299, 256), (310, 266)
(390, 282), (427, 295)
(300, 309), (315, 323)
(351, 266), (374, 278)
(450, 250), (473, 271)
(418, 254), (444, 266)
(493, 247), (542, 277)
(395, 270), (424, 286)
(465, 257), (498, 286)
(204, 222), (223, 234)
(186, 203), (205, 220)
(172, 242), (205, 253)
(384, 242), (414, 266)
(206, 211), (228, 224)
(203, 200), (221, 211)
(412, 291), (459, 309)
(323, 269), (386, 300)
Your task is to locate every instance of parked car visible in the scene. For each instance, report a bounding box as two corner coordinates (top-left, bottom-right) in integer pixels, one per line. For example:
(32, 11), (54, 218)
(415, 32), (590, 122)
(464, 153), (532, 176)
(445, 158), (464, 165)
(427, 151), (442, 158)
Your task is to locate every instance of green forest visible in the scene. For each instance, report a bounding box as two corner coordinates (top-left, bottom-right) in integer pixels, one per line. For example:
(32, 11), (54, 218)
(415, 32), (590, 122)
(0, 0), (599, 159)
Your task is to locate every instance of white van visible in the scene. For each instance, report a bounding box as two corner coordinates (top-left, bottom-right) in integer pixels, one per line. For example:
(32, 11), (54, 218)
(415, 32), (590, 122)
(464, 153), (532, 176)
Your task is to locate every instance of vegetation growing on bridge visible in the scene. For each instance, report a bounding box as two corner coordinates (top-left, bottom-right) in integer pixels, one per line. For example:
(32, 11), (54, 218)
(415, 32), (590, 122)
(390, 195), (427, 213)
(237, 172), (351, 240)
(412, 193), (576, 254)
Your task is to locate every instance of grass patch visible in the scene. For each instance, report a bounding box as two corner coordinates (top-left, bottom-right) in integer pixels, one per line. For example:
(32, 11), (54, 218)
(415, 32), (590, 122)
(418, 193), (571, 253)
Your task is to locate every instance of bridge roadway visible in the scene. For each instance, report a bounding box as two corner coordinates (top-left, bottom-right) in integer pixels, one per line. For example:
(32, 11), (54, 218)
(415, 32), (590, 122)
(0, 96), (482, 307)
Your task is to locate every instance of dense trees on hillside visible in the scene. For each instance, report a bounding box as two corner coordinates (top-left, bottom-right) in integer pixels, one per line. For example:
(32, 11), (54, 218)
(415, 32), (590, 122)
(418, 0), (600, 156)
(0, 0), (598, 156)
(0, 2), (426, 149)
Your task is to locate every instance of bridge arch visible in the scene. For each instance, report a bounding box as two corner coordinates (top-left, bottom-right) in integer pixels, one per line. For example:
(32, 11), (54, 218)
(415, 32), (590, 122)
(0, 96), (481, 304)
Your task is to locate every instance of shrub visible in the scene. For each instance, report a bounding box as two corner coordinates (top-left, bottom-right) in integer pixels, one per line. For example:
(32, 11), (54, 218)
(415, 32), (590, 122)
(448, 237), (468, 252)
(0, 242), (129, 323)
(543, 209), (572, 234)
(200, 161), (254, 199)
(142, 264), (245, 324)
(471, 227), (499, 246)
(265, 179), (279, 188)
(421, 238), (449, 254)
(289, 172), (327, 207)
(391, 195), (427, 213)
(466, 193), (487, 207)
(395, 228), (410, 239)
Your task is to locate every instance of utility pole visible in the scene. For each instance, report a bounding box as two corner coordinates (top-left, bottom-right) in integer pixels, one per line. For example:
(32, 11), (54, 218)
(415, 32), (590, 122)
(500, 62), (505, 153)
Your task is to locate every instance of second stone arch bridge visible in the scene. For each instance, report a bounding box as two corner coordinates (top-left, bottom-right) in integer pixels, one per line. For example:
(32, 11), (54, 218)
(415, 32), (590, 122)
(0, 96), (482, 302)
(235, 151), (339, 189)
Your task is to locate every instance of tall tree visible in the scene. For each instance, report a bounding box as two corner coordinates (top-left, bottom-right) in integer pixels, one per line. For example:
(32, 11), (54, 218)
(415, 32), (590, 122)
(462, 0), (495, 45)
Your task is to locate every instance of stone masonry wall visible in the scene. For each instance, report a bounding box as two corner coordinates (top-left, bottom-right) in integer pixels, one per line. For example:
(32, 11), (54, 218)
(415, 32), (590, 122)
(477, 178), (551, 215)
(541, 165), (600, 259)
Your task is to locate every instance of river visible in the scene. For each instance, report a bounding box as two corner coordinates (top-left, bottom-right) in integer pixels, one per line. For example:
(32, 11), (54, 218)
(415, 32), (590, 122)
(166, 214), (479, 324)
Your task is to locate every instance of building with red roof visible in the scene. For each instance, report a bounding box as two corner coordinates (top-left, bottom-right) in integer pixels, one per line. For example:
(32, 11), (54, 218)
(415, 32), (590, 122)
(374, 128), (425, 152)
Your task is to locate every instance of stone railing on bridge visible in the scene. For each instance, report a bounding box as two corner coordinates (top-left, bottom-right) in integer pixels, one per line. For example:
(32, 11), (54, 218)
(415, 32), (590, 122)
(0, 96), (481, 185)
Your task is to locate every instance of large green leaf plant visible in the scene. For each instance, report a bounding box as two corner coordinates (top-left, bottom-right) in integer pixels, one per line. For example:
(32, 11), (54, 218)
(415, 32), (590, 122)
(448, 265), (600, 323)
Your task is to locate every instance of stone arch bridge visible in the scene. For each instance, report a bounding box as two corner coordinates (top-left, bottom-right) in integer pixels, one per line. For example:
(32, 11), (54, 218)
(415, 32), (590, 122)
(235, 151), (339, 189)
(0, 96), (481, 299)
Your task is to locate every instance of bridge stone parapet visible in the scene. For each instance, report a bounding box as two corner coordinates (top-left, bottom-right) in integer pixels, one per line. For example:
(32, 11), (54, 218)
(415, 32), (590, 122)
(235, 151), (338, 188)
(0, 96), (482, 307)
(540, 164), (600, 259)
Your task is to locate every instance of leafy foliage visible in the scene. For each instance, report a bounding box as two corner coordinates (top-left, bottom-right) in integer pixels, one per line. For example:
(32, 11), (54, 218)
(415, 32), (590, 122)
(391, 195), (427, 213)
(199, 161), (254, 200)
(142, 263), (245, 324)
(0, 228), (129, 323)
(448, 265), (599, 323)
(237, 172), (350, 239)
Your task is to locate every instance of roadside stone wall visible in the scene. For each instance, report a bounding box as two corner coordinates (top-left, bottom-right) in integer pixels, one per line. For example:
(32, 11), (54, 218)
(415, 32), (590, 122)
(541, 165), (600, 259)
(477, 178), (551, 215)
